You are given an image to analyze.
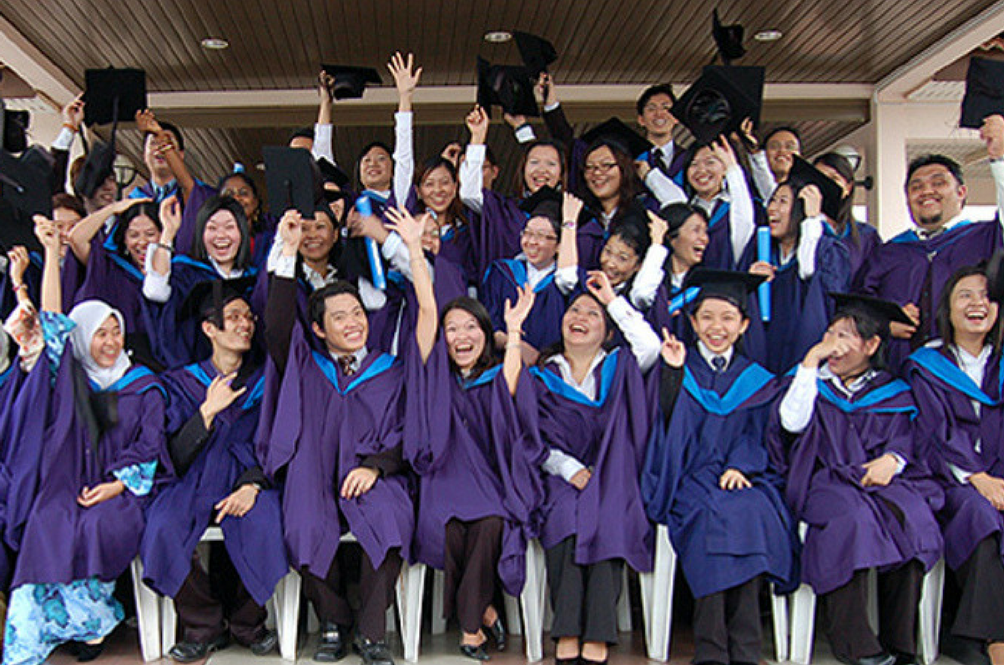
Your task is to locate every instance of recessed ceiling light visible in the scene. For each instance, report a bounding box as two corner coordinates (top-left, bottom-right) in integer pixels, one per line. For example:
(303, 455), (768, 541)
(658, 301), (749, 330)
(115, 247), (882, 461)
(754, 29), (783, 42)
(483, 31), (513, 43)
(200, 37), (229, 50)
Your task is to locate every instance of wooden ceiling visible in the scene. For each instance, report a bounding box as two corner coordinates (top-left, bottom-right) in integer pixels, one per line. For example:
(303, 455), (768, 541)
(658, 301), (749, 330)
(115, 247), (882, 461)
(2, 0), (997, 195)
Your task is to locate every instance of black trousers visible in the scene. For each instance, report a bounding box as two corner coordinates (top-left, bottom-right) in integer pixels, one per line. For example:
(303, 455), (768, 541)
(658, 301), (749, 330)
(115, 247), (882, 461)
(301, 546), (402, 641)
(821, 561), (923, 661)
(173, 546), (267, 645)
(444, 516), (503, 634)
(545, 536), (623, 645)
(952, 534), (1004, 642)
(692, 576), (762, 665)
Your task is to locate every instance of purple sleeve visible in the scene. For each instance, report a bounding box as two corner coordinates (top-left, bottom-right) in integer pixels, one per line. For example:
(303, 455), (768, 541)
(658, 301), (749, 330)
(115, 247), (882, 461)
(175, 181), (217, 256)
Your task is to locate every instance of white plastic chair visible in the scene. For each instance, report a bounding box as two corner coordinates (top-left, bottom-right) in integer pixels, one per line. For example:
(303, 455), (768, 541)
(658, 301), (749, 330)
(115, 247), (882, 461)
(429, 568), (523, 637)
(788, 522), (946, 665)
(639, 524), (789, 663)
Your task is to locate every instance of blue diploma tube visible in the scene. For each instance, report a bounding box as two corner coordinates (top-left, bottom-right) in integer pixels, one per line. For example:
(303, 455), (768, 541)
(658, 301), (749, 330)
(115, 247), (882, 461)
(355, 196), (386, 290)
(757, 226), (771, 322)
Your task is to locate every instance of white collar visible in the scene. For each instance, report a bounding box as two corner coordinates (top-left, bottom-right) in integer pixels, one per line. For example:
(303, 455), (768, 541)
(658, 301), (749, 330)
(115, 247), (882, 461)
(697, 340), (733, 370)
(329, 346), (369, 370)
(550, 349), (607, 400)
(915, 212), (967, 240)
(819, 365), (877, 397)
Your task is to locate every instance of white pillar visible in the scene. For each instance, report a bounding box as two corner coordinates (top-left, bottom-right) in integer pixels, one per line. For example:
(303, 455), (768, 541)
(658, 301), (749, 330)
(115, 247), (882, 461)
(867, 97), (911, 240)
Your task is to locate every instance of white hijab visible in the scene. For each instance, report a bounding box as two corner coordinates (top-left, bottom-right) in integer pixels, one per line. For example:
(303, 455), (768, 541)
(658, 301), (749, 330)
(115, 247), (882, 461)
(68, 300), (131, 390)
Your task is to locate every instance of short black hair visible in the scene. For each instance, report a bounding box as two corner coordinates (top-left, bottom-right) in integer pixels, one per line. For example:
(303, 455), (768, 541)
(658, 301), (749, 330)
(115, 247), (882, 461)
(355, 141), (393, 188)
(906, 154), (965, 189)
(830, 308), (890, 369)
(764, 126), (802, 149)
(606, 213), (650, 259)
(636, 84), (676, 116)
(289, 126), (315, 142)
(114, 200), (163, 263)
(308, 280), (365, 328)
(659, 202), (708, 241)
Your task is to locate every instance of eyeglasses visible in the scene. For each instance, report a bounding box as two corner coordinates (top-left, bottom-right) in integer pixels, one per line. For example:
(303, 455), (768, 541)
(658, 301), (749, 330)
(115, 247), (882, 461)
(583, 162), (618, 175)
(521, 230), (558, 243)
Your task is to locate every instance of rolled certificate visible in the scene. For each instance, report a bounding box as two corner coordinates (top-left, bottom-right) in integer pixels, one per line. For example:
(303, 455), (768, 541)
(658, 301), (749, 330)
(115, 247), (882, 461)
(355, 195), (387, 290)
(757, 226), (771, 322)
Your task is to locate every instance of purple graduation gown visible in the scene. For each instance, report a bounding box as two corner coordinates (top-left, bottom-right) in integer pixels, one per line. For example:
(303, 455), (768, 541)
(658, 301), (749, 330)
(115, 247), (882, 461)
(766, 371), (943, 594)
(857, 220), (1003, 372)
(0, 364), (28, 584)
(699, 199), (742, 271)
(468, 190), (526, 282)
(829, 220), (881, 287)
(13, 351), (172, 587)
(404, 339), (546, 594)
(742, 233), (850, 374)
(907, 345), (1004, 570)
(530, 348), (654, 572)
(641, 354), (798, 597)
(256, 325), (413, 576)
(140, 361), (288, 605)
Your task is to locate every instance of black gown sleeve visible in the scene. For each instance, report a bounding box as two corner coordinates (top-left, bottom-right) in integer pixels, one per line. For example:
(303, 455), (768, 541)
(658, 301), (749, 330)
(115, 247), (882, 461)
(659, 364), (684, 423)
(360, 444), (407, 478)
(233, 466), (270, 491)
(169, 412), (211, 476)
(543, 105), (575, 146)
(264, 274), (298, 376)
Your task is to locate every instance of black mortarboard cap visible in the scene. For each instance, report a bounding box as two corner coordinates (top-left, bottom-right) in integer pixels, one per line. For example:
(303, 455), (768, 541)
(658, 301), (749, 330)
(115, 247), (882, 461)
(476, 57), (540, 118)
(702, 65), (764, 127)
(830, 293), (914, 327)
(960, 57), (1004, 129)
(74, 139), (117, 199)
(519, 185), (562, 223)
(179, 276), (257, 325)
(513, 31), (558, 78)
(317, 157), (351, 190)
(0, 145), (54, 218)
(580, 117), (652, 159)
(712, 9), (746, 64)
(264, 146), (317, 218)
(83, 68), (147, 127)
(787, 155), (844, 222)
(683, 267), (765, 313)
(986, 250), (1004, 303)
(1, 106), (29, 153)
(672, 66), (762, 143)
(320, 65), (382, 100)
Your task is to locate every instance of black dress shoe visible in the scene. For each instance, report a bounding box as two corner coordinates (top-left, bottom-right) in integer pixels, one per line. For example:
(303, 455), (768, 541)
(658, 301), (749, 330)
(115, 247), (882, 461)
(353, 634), (395, 665)
(74, 641), (105, 662)
(167, 634), (231, 663)
(460, 643), (490, 660)
(248, 629), (278, 656)
(313, 623), (349, 662)
(579, 658), (607, 665)
(835, 652), (896, 665)
(482, 617), (506, 651)
(555, 658), (580, 665)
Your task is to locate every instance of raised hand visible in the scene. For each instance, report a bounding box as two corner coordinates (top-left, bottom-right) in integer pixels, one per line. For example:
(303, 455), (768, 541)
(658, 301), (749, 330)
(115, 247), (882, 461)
(648, 210), (669, 246)
(388, 51), (422, 111)
(735, 117), (759, 152)
(33, 215), (60, 253)
(585, 270), (616, 306)
(503, 112), (528, 130)
(7, 246), (30, 286)
(504, 285), (537, 334)
(536, 72), (557, 106)
(199, 373), (247, 429)
(134, 108), (162, 135)
(62, 94), (85, 132)
(158, 195), (182, 243)
(278, 209), (304, 256)
(798, 184), (823, 218)
(562, 192), (584, 226)
(709, 135), (738, 169)
(981, 114), (1004, 161)
(466, 105), (489, 145)
(660, 328), (686, 368)
(385, 206), (425, 249)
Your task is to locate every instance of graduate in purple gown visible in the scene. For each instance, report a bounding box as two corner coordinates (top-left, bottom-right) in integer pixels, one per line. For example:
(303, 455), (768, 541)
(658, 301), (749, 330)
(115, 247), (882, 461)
(906, 265), (1004, 663)
(531, 270), (660, 665)
(813, 153), (881, 285)
(743, 178), (850, 374)
(140, 282), (287, 661)
(257, 212), (413, 665)
(4, 218), (172, 665)
(391, 207), (545, 660)
(143, 195), (260, 368)
(770, 294), (943, 665)
(481, 188), (582, 366)
(129, 113), (216, 257)
(857, 133), (1004, 372)
(66, 198), (165, 369)
(641, 269), (797, 665)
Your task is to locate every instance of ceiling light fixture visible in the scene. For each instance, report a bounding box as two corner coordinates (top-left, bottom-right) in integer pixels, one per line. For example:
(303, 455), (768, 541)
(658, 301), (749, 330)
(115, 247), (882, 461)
(754, 29), (783, 42)
(200, 37), (230, 50)
(483, 31), (513, 43)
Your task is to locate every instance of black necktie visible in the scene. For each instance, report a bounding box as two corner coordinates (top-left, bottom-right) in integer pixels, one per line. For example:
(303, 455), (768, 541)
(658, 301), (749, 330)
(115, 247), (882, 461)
(338, 354), (357, 376)
(712, 356), (727, 373)
(651, 147), (664, 172)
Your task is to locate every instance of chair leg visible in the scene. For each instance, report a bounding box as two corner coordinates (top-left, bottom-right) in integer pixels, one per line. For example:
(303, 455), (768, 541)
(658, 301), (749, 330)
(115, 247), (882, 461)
(641, 525), (675, 662)
(274, 568), (302, 661)
(771, 587), (790, 663)
(503, 593), (522, 636)
(616, 566), (632, 632)
(918, 559), (945, 665)
(130, 557), (163, 662)
(790, 583), (817, 665)
(521, 540), (547, 663)
(161, 594), (178, 655)
(431, 567), (447, 635)
(396, 561), (426, 663)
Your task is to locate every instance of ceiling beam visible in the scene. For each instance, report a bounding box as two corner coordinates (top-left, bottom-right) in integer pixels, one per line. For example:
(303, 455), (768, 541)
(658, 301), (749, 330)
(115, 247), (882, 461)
(0, 14), (76, 108)
(877, 0), (1004, 101)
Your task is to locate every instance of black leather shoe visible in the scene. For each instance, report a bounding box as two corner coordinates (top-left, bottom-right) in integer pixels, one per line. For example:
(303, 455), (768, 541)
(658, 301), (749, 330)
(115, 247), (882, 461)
(460, 643), (490, 660)
(353, 635), (395, 665)
(555, 657), (580, 665)
(70, 641), (105, 662)
(482, 617), (506, 651)
(313, 623), (349, 662)
(167, 634), (231, 663)
(248, 629), (278, 656)
(835, 652), (896, 665)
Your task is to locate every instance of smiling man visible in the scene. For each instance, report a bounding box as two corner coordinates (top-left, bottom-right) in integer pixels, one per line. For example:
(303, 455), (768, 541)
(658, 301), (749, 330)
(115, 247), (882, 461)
(855, 115), (1004, 373)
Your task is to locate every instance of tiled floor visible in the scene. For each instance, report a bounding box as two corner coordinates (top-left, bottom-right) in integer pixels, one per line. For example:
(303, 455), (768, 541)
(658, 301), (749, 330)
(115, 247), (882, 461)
(43, 620), (969, 665)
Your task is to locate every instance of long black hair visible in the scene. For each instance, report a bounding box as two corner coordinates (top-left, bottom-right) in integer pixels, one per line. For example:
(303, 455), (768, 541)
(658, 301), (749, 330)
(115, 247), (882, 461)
(190, 195), (252, 270)
(537, 291), (617, 366)
(936, 264), (1002, 352)
(580, 138), (644, 215)
(813, 152), (859, 246)
(440, 296), (498, 380)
